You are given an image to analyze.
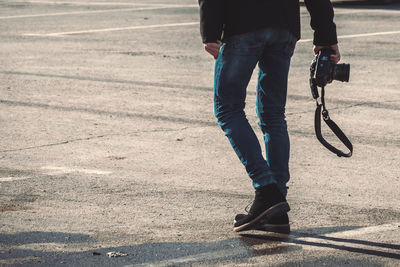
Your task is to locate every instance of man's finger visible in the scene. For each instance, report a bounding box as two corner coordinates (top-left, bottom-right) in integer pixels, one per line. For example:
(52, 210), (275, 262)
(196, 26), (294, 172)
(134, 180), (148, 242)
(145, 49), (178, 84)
(204, 42), (222, 59)
(205, 43), (220, 50)
(330, 54), (341, 64)
(205, 46), (219, 56)
(205, 45), (219, 53)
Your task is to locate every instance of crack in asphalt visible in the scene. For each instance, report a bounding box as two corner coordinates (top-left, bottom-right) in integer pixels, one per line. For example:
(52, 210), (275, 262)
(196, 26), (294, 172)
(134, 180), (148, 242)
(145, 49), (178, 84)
(1, 71), (211, 92)
(0, 127), (188, 153)
(0, 136), (103, 153)
(0, 99), (216, 126)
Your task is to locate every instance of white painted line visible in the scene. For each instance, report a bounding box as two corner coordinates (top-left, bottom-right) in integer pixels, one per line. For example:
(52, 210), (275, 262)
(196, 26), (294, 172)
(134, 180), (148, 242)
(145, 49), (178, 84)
(325, 223), (400, 238)
(300, 10), (361, 17)
(129, 248), (248, 267)
(294, 222), (400, 253)
(24, 22), (199, 37)
(298, 30), (400, 43)
(126, 223), (400, 265)
(299, 8), (400, 17)
(297, 38), (317, 43)
(0, 5), (198, 20)
(23, 0), (400, 13)
(338, 30), (400, 39)
(24, 1), (194, 7)
(334, 9), (399, 15)
(25, 25), (400, 40)
(0, 176), (31, 182)
(42, 166), (111, 175)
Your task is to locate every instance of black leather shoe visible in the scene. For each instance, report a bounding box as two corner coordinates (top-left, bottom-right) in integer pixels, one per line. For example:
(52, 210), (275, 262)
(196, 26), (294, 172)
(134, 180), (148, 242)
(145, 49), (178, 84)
(233, 183), (290, 232)
(234, 213), (290, 234)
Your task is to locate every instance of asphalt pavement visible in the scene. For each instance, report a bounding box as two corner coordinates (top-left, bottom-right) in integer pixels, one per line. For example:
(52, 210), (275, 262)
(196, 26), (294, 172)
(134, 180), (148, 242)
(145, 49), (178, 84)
(0, 0), (399, 266)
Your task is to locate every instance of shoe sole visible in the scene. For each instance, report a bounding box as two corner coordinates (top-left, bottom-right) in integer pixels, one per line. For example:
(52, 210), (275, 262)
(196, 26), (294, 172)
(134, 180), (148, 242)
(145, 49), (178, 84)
(233, 202), (290, 232)
(256, 223), (291, 234)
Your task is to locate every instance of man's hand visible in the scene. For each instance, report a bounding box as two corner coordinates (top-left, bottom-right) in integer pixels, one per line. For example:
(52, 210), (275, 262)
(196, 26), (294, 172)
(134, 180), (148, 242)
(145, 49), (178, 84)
(314, 44), (341, 64)
(204, 41), (222, 59)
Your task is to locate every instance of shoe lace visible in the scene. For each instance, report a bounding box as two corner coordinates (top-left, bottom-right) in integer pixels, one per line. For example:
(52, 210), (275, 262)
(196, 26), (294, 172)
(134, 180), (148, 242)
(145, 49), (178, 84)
(244, 201), (253, 213)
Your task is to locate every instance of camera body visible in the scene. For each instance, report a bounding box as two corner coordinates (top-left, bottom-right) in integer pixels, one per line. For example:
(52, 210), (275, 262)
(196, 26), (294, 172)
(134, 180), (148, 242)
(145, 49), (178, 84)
(310, 48), (350, 88)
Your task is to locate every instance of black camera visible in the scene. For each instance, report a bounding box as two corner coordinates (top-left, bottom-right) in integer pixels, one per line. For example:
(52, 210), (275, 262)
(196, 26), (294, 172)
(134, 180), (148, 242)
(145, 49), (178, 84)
(309, 48), (353, 158)
(310, 48), (350, 88)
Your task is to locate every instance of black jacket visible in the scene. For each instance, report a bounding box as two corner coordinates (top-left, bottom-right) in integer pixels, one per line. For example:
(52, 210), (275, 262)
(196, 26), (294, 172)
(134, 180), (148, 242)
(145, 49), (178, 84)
(198, 0), (338, 46)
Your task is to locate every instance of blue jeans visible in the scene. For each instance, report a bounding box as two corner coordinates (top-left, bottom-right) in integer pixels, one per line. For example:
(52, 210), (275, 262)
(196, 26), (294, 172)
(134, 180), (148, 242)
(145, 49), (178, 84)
(214, 28), (297, 196)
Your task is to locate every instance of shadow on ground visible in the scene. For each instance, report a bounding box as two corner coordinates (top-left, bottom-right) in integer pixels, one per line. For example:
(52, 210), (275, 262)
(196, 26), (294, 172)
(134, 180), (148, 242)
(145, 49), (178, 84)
(1, 225), (399, 266)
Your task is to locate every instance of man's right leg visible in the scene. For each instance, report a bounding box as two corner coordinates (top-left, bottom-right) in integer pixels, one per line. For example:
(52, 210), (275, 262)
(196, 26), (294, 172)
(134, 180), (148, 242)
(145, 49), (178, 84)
(214, 36), (274, 192)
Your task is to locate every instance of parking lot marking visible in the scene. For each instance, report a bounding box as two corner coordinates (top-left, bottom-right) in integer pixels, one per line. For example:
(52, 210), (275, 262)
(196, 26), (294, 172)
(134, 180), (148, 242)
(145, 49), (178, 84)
(24, 22), (400, 39)
(0, 176), (31, 182)
(334, 9), (400, 15)
(325, 223), (400, 238)
(338, 30), (400, 39)
(299, 30), (400, 43)
(24, 22), (199, 36)
(19, 1), (400, 16)
(24, 1), (194, 6)
(130, 248), (249, 267)
(0, 5), (198, 20)
(42, 166), (111, 175)
(129, 222), (400, 265)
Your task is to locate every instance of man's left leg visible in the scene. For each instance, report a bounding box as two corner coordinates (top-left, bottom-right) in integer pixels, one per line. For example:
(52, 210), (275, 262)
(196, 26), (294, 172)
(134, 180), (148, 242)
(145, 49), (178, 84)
(254, 30), (297, 233)
(255, 33), (296, 197)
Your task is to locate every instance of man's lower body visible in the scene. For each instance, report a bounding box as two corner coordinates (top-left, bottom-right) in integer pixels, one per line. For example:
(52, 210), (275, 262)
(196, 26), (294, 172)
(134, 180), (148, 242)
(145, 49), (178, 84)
(213, 28), (297, 232)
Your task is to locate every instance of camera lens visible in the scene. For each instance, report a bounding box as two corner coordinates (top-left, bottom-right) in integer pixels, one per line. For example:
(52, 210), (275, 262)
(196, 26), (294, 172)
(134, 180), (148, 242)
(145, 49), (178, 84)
(334, 64), (350, 82)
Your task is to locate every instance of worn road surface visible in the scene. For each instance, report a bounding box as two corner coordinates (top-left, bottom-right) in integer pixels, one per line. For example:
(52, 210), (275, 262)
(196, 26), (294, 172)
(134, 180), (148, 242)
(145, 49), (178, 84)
(1, 0), (399, 266)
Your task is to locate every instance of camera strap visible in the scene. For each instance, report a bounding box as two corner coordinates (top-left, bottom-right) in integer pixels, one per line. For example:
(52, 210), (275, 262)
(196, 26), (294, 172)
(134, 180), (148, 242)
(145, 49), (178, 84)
(314, 86), (353, 157)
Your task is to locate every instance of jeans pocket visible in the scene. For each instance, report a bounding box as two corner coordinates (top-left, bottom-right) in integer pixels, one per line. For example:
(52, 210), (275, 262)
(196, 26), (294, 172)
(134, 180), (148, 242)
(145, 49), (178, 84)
(283, 33), (297, 57)
(225, 34), (263, 56)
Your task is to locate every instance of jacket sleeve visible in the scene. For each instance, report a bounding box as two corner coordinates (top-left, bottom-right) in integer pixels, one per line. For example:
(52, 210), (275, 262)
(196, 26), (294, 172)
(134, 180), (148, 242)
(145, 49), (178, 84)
(198, 0), (225, 43)
(304, 0), (338, 46)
